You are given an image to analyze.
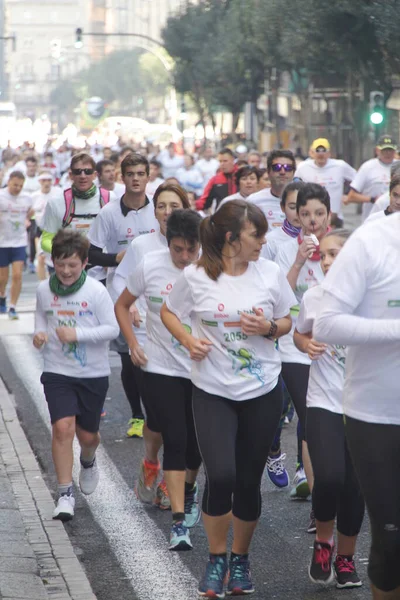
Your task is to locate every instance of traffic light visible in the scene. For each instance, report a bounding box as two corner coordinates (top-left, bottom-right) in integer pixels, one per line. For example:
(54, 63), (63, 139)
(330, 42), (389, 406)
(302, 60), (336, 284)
(369, 91), (385, 125)
(75, 28), (83, 49)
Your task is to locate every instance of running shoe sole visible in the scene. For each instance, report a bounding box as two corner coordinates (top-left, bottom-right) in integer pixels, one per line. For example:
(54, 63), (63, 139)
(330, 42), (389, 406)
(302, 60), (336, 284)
(226, 587), (255, 595)
(169, 540), (193, 551)
(308, 566), (335, 586)
(53, 511), (74, 522)
(198, 590), (226, 599)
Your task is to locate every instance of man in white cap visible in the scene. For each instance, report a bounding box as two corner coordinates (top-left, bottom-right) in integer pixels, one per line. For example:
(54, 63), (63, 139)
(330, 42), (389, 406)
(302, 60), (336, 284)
(345, 134), (398, 221)
(295, 138), (356, 226)
(31, 172), (62, 279)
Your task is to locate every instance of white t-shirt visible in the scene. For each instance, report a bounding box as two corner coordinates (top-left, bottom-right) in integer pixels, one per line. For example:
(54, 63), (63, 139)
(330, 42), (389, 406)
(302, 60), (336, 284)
(262, 226), (293, 261)
(111, 182), (125, 200)
(146, 178), (164, 199)
(87, 198), (159, 289)
(176, 166), (203, 194)
(32, 188), (63, 228)
(23, 175), (41, 194)
(296, 285), (346, 414)
(350, 158), (392, 222)
(196, 158), (219, 190)
(166, 259), (296, 401)
(217, 192), (248, 209)
(247, 188), (285, 229)
(369, 191), (389, 215)
(127, 249), (192, 378)
(0, 189), (33, 248)
(315, 214), (400, 424)
(275, 238), (324, 364)
(295, 158), (356, 217)
(35, 276), (119, 378)
(159, 153), (184, 179)
(364, 209), (387, 224)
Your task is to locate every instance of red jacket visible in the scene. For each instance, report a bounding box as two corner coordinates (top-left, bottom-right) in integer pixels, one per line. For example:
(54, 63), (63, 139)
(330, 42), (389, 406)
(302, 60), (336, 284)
(196, 168), (238, 210)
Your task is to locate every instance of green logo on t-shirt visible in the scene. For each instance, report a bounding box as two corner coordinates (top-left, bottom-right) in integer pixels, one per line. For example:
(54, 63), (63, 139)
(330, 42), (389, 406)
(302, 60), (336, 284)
(388, 300), (400, 307)
(201, 319), (218, 327)
(149, 296), (163, 303)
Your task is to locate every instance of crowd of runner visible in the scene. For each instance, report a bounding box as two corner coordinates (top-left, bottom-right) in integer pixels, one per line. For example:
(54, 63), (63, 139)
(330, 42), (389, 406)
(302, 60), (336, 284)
(0, 135), (399, 599)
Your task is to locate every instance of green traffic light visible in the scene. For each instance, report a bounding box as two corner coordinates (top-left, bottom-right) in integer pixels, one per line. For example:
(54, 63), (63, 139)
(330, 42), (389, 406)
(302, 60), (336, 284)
(370, 111), (384, 125)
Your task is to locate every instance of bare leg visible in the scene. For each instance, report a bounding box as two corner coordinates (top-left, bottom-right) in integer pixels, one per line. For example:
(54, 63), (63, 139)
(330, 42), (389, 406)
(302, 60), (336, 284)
(163, 470), (185, 513)
(232, 516), (258, 554)
(37, 253), (47, 280)
(202, 512), (232, 554)
(185, 468), (198, 485)
(10, 260), (24, 306)
(316, 519), (335, 542)
(0, 265), (9, 296)
(52, 417), (75, 484)
(143, 422), (162, 463)
(371, 584), (400, 599)
(337, 532), (357, 555)
(76, 425), (100, 462)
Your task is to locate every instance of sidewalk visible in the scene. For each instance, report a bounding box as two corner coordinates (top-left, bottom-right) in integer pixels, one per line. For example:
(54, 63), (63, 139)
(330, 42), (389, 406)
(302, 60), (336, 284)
(0, 377), (97, 600)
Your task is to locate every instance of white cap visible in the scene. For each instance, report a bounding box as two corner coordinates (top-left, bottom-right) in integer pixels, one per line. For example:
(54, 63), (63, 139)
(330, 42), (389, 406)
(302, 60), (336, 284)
(38, 171), (53, 181)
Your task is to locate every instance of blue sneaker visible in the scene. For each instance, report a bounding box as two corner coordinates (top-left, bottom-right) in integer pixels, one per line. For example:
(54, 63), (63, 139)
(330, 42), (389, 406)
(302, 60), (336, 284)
(290, 466), (310, 499)
(184, 482), (201, 528)
(8, 308), (19, 320)
(266, 453), (289, 488)
(0, 297), (6, 314)
(227, 555), (255, 596)
(169, 520), (192, 551)
(198, 555), (229, 598)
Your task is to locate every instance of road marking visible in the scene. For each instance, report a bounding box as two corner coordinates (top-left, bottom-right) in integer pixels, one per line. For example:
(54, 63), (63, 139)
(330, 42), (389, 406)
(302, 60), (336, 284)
(3, 335), (199, 600)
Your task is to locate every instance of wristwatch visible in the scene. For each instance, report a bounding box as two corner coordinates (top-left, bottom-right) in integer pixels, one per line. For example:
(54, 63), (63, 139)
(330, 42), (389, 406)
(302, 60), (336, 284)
(263, 319), (278, 340)
(370, 196), (376, 204)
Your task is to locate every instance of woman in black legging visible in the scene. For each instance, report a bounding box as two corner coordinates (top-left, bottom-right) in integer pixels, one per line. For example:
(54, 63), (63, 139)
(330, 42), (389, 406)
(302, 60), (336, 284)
(161, 200), (295, 598)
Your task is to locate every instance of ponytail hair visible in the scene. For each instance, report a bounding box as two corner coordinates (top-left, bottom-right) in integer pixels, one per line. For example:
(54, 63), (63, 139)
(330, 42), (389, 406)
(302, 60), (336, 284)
(323, 228), (353, 245)
(198, 200), (268, 281)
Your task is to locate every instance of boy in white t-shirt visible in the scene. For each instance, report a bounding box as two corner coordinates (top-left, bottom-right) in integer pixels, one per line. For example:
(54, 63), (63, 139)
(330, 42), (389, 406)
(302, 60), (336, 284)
(33, 229), (119, 522)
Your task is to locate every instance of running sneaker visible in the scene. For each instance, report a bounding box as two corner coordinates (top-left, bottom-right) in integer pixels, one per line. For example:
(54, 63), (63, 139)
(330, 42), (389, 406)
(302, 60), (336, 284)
(266, 453), (289, 488)
(198, 555), (229, 599)
(169, 520), (192, 551)
(308, 540), (335, 585)
(0, 297), (6, 314)
(8, 308), (19, 320)
(29, 262), (36, 274)
(100, 409), (107, 418)
(290, 466), (310, 499)
(53, 495), (75, 521)
(126, 417), (144, 438)
(184, 482), (200, 528)
(335, 555), (362, 589)
(135, 459), (160, 503)
(227, 555), (255, 596)
(307, 509), (316, 534)
(79, 458), (99, 495)
(154, 479), (171, 510)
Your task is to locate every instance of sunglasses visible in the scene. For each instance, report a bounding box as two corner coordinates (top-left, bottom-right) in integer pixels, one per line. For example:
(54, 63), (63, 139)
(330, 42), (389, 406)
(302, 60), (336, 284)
(71, 168), (95, 176)
(271, 163), (295, 173)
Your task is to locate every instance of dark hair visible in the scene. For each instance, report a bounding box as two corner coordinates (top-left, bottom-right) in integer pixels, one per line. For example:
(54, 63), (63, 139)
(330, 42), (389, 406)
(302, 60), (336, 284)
(198, 200), (268, 281)
(44, 151), (53, 158)
(120, 153), (149, 176)
(119, 146), (135, 157)
(235, 166), (260, 186)
(267, 149), (295, 171)
(236, 159), (249, 168)
(109, 152), (120, 165)
(166, 209), (202, 246)
(390, 174), (400, 193)
(51, 229), (89, 262)
(296, 183), (331, 213)
(281, 180), (306, 207)
(8, 170), (25, 181)
(184, 153), (195, 165)
(96, 159), (114, 176)
(153, 182), (190, 209)
(150, 159), (162, 170)
(25, 155), (38, 164)
(218, 147), (234, 158)
(70, 153), (96, 170)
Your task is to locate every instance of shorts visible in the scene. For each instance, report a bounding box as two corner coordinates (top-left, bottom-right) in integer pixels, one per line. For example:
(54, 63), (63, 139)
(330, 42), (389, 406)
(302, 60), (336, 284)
(40, 372), (109, 433)
(0, 246), (27, 267)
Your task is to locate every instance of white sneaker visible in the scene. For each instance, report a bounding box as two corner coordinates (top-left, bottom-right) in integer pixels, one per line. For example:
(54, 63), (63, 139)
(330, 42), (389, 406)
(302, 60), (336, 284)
(79, 457), (99, 495)
(53, 495), (75, 521)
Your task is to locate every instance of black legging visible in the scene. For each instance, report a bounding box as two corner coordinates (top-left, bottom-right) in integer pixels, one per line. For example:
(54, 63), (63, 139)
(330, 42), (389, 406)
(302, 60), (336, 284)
(306, 407), (364, 536)
(142, 372), (201, 472)
(118, 352), (145, 420)
(192, 382), (283, 520)
(281, 362), (309, 465)
(346, 416), (400, 592)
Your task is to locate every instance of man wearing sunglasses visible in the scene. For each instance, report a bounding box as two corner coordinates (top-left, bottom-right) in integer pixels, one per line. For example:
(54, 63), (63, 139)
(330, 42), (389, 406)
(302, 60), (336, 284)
(247, 149), (296, 229)
(40, 153), (116, 275)
(295, 138), (356, 227)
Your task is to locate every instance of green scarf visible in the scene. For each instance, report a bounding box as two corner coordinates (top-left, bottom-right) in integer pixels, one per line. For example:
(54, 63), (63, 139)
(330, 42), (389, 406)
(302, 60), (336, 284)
(49, 271), (87, 297)
(71, 183), (97, 200)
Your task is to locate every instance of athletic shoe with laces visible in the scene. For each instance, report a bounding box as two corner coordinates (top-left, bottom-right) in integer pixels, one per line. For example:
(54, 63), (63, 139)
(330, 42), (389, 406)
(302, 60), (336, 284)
(8, 308), (19, 320)
(308, 540), (335, 585)
(266, 452), (289, 488)
(0, 298), (6, 314)
(126, 417), (144, 438)
(169, 520), (192, 551)
(227, 555), (255, 596)
(135, 459), (160, 503)
(79, 457), (99, 495)
(53, 494), (75, 521)
(29, 262), (36, 274)
(184, 482), (200, 528)
(335, 555), (362, 589)
(290, 466), (310, 499)
(154, 479), (171, 510)
(198, 555), (229, 599)
(307, 509), (316, 534)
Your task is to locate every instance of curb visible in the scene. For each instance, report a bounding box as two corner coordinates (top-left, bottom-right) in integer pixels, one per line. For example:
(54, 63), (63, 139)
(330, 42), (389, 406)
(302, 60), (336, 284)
(0, 377), (97, 600)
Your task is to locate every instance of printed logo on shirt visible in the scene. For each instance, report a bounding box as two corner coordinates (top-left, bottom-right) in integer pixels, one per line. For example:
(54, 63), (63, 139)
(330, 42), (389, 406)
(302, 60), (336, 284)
(45, 310), (54, 316)
(81, 301), (88, 308)
(139, 228), (156, 235)
(79, 310), (93, 316)
(201, 319), (218, 327)
(57, 310), (75, 316)
(218, 303), (224, 311)
(214, 303), (229, 318)
(388, 300), (400, 307)
(118, 240), (128, 245)
(161, 284), (173, 296)
(51, 295), (61, 307)
(67, 301), (81, 306)
(308, 269), (314, 276)
(149, 296), (163, 303)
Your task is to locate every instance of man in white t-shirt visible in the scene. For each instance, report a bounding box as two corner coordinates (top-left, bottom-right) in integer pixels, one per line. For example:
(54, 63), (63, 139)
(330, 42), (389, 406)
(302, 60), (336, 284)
(145, 159), (164, 199)
(295, 138), (356, 226)
(345, 134), (397, 221)
(23, 156), (41, 193)
(247, 149), (296, 229)
(158, 143), (184, 179)
(369, 161), (400, 216)
(95, 159), (125, 200)
(196, 146), (219, 191)
(0, 171), (34, 318)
